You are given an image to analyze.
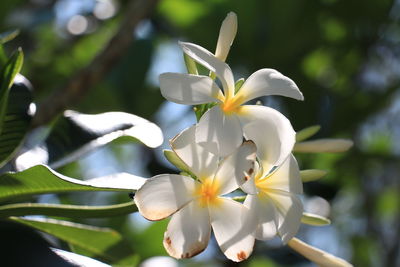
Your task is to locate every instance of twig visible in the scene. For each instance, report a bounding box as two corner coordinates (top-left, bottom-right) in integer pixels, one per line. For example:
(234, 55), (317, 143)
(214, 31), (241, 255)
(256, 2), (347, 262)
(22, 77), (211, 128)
(32, 0), (159, 127)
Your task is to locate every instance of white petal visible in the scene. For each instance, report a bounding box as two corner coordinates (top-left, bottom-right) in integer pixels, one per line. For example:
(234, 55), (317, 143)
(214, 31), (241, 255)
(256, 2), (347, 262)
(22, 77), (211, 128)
(288, 238), (354, 267)
(262, 154), (303, 194)
(163, 201), (211, 259)
(215, 12), (237, 61)
(134, 174), (197, 221)
(196, 106), (243, 157)
(214, 140), (257, 195)
(267, 190), (303, 243)
(159, 73), (222, 105)
(240, 161), (260, 195)
(171, 125), (218, 179)
(236, 68), (303, 104)
(239, 105), (296, 175)
(179, 41), (235, 97)
(210, 198), (255, 262)
(294, 138), (353, 153)
(244, 194), (278, 240)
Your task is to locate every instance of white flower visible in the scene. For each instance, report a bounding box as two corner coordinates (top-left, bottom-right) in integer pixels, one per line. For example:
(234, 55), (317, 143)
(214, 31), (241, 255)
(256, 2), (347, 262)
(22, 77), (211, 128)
(238, 120), (303, 243)
(134, 125), (257, 262)
(160, 41), (303, 158)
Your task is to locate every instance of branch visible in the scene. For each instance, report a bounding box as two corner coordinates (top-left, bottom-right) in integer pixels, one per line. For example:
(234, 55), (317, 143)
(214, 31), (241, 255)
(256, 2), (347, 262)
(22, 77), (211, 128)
(32, 0), (159, 127)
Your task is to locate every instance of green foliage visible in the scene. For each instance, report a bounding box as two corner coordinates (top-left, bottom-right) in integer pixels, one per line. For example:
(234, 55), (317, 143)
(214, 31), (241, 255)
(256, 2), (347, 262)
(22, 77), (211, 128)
(10, 216), (138, 265)
(163, 149), (193, 175)
(0, 48), (23, 136)
(0, 75), (33, 168)
(301, 212), (331, 226)
(17, 110), (163, 169)
(0, 165), (136, 203)
(300, 169), (328, 182)
(0, 201), (136, 218)
(296, 125), (321, 142)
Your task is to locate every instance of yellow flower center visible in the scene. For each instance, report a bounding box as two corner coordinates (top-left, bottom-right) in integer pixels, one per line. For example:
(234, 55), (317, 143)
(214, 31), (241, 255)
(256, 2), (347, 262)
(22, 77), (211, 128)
(254, 171), (270, 193)
(194, 178), (221, 207)
(220, 95), (245, 114)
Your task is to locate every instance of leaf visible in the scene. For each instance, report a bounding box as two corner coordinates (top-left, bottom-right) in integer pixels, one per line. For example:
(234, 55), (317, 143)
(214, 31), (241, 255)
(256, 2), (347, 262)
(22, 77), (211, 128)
(0, 48), (23, 136)
(295, 125), (320, 142)
(300, 169), (327, 182)
(163, 149), (193, 175)
(0, 164), (146, 203)
(0, 75), (34, 168)
(183, 52), (198, 75)
(0, 44), (6, 66)
(16, 110), (163, 170)
(288, 237), (353, 267)
(294, 138), (354, 153)
(301, 212), (331, 226)
(234, 78), (245, 93)
(0, 201), (137, 218)
(10, 217), (138, 265)
(0, 29), (20, 44)
(51, 248), (112, 267)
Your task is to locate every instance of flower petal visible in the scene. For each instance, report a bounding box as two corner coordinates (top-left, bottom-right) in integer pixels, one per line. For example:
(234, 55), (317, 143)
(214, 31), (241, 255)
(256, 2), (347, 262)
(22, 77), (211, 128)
(240, 161), (260, 195)
(267, 190), (303, 243)
(235, 68), (303, 104)
(261, 154), (303, 194)
(214, 140), (257, 195)
(163, 200), (211, 259)
(134, 174), (197, 221)
(196, 106), (243, 157)
(244, 194), (278, 240)
(239, 105), (296, 175)
(215, 12), (237, 62)
(171, 125), (218, 179)
(287, 238), (353, 267)
(179, 41), (235, 97)
(159, 73), (223, 105)
(210, 198), (255, 262)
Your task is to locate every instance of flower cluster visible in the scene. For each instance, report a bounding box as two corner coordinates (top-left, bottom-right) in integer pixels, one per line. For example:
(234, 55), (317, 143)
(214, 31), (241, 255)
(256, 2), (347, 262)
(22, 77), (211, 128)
(134, 12), (353, 266)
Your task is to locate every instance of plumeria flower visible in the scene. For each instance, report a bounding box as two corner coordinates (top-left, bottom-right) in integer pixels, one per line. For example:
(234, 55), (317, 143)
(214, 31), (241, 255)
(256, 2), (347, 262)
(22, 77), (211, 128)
(134, 125), (257, 262)
(238, 120), (303, 243)
(160, 41), (303, 158)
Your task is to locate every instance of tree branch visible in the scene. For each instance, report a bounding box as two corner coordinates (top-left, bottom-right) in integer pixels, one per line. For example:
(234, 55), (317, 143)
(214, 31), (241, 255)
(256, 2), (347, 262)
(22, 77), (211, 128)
(32, 0), (159, 127)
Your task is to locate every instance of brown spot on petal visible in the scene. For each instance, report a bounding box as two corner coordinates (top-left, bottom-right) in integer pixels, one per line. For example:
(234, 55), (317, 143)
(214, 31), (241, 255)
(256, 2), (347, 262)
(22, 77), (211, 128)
(244, 175), (250, 181)
(248, 168), (254, 175)
(237, 251), (247, 261)
(165, 237), (172, 245)
(181, 252), (190, 258)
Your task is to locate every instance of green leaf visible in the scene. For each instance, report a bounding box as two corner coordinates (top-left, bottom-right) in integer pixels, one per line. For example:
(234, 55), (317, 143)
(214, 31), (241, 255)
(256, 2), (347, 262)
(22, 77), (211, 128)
(10, 216), (138, 265)
(0, 48), (23, 136)
(296, 125), (321, 142)
(183, 52), (198, 75)
(300, 169), (328, 182)
(0, 165), (145, 203)
(301, 212), (331, 226)
(0, 201), (137, 218)
(51, 248), (113, 267)
(234, 78), (245, 93)
(0, 29), (20, 44)
(0, 44), (6, 66)
(16, 110), (163, 170)
(0, 75), (33, 168)
(163, 149), (194, 175)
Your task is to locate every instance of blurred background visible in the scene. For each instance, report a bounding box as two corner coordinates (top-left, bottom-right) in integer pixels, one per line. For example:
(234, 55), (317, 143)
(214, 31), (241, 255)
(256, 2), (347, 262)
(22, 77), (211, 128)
(1, 0), (399, 266)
